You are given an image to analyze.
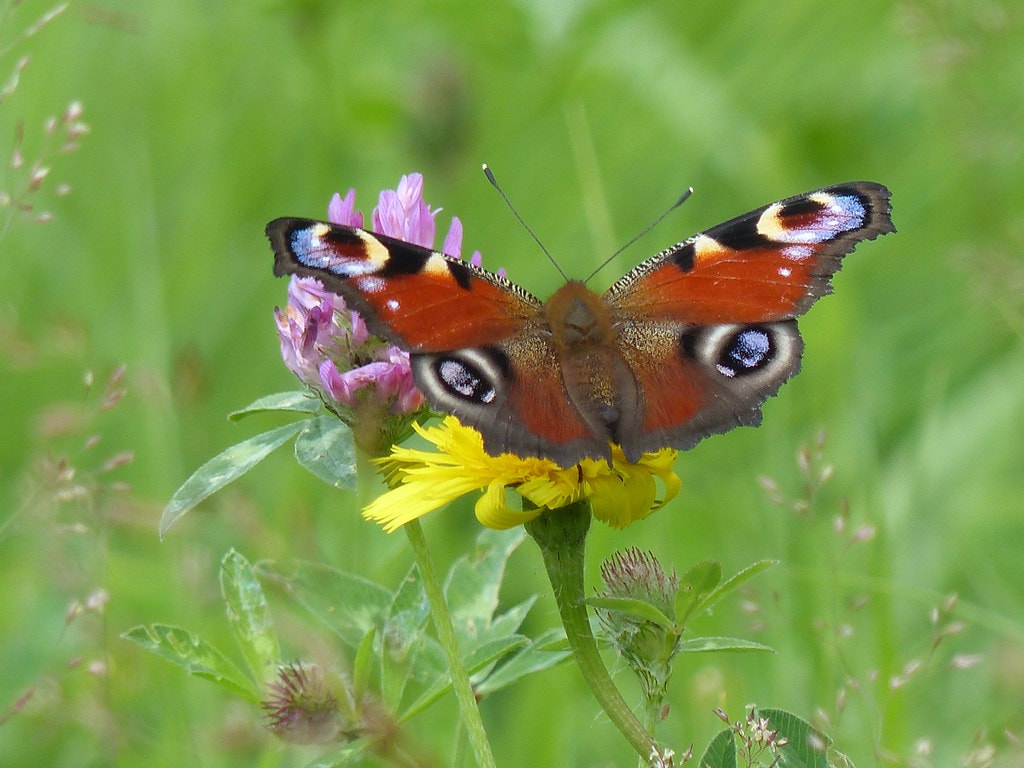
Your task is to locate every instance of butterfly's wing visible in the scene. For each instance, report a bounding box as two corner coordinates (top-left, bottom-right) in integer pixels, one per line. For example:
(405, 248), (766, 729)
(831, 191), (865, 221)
(267, 219), (613, 463)
(605, 182), (894, 461)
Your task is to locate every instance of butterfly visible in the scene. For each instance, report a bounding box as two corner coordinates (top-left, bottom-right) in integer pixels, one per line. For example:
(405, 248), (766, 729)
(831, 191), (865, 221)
(267, 182), (894, 467)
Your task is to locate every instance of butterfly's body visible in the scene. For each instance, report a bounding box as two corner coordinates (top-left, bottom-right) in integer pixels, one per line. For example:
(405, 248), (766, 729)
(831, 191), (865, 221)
(268, 182), (894, 466)
(537, 281), (640, 458)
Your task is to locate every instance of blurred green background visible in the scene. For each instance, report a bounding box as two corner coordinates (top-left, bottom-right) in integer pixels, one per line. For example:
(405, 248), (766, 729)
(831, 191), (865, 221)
(2, 0), (1022, 765)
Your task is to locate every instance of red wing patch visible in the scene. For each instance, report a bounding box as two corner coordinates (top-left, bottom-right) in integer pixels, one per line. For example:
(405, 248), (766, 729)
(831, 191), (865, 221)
(607, 182), (893, 325)
(268, 218), (541, 352)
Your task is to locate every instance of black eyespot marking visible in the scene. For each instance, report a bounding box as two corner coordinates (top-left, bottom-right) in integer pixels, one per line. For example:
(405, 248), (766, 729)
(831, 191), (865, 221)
(411, 348), (511, 415)
(672, 243), (696, 272)
(777, 197), (823, 219)
(322, 226), (365, 247)
(446, 259), (474, 290)
(679, 327), (699, 359)
(436, 357), (496, 403)
(716, 328), (772, 378)
(709, 218), (766, 251)
(377, 244), (431, 277)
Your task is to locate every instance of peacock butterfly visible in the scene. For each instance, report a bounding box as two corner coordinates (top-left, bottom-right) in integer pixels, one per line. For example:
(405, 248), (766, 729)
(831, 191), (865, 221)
(267, 181), (894, 467)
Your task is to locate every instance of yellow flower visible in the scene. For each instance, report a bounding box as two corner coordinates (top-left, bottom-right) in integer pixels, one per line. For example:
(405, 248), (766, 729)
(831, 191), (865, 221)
(364, 416), (681, 532)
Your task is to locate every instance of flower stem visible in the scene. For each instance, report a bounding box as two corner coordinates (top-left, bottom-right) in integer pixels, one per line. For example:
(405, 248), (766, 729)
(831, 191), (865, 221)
(403, 519), (496, 768)
(525, 501), (667, 766)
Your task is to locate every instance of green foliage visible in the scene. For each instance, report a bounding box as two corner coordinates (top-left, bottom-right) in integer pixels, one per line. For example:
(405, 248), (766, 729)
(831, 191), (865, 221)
(122, 623), (261, 702)
(3, 0), (1024, 765)
(228, 391), (322, 420)
(592, 558), (777, 647)
(220, 549), (280, 686)
(292, 416), (358, 491)
(592, 553), (775, 747)
(160, 420), (308, 537)
(701, 728), (739, 768)
(123, 535), (568, 764)
(122, 550), (275, 702)
(700, 708), (832, 768)
(160, 392), (357, 537)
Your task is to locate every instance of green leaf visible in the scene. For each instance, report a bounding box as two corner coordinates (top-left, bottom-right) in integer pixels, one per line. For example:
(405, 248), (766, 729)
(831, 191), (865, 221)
(486, 595), (535, 638)
(388, 565), (430, 630)
(159, 421), (307, 538)
(228, 390), (321, 420)
(293, 415), (358, 490)
(697, 559), (778, 617)
(282, 560), (392, 647)
(301, 740), (370, 768)
(759, 708), (832, 767)
(677, 636), (774, 654)
(698, 709), (834, 768)
(401, 635), (528, 721)
(220, 549), (279, 685)
(474, 627), (571, 696)
(380, 565), (431, 708)
(122, 624), (259, 701)
(459, 596), (537, 686)
(353, 628), (376, 698)
(403, 634), (446, 690)
(444, 528), (525, 644)
(465, 635), (529, 679)
(699, 727), (737, 768)
(587, 595), (675, 630)
(676, 560), (722, 626)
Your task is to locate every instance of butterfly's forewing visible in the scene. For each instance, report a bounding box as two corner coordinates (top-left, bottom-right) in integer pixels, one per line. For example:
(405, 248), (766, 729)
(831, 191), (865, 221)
(606, 183), (894, 460)
(268, 219), (538, 349)
(267, 218), (608, 462)
(607, 182), (894, 324)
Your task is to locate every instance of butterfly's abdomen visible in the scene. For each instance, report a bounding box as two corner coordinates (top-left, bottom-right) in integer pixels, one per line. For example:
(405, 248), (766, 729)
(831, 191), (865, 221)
(544, 282), (639, 448)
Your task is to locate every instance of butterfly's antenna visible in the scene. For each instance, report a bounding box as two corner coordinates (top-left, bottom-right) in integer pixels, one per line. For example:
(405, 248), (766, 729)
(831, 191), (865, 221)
(582, 187), (693, 284)
(483, 164), (570, 282)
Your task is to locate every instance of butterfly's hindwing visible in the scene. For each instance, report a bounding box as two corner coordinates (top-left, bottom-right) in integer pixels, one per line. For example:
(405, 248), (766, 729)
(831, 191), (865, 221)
(680, 322), (802, 385)
(613, 319), (804, 460)
(412, 348), (509, 410)
(412, 342), (610, 465)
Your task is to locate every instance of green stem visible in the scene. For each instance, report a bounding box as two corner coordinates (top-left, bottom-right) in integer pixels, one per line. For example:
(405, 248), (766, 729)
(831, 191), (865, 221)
(525, 501), (665, 766)
(403, 519), (496, 768)
(642, 695), (662, 739)
(640, 692), (667, 768)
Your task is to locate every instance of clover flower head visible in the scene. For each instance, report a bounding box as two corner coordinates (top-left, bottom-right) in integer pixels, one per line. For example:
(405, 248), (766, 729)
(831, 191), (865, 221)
(262, 663), (344, 745)
(593, 548), (683, 701)
(600, 548), (680, 620)
(275, 173), (489, 454)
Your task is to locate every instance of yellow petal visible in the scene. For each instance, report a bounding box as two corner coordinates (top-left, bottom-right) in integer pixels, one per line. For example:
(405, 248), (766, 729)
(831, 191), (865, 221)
(589, 473), (632, 528)
(475, 480), (544, 529)
(362, 480), (452, 532)
(364, 416), (681, 532)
